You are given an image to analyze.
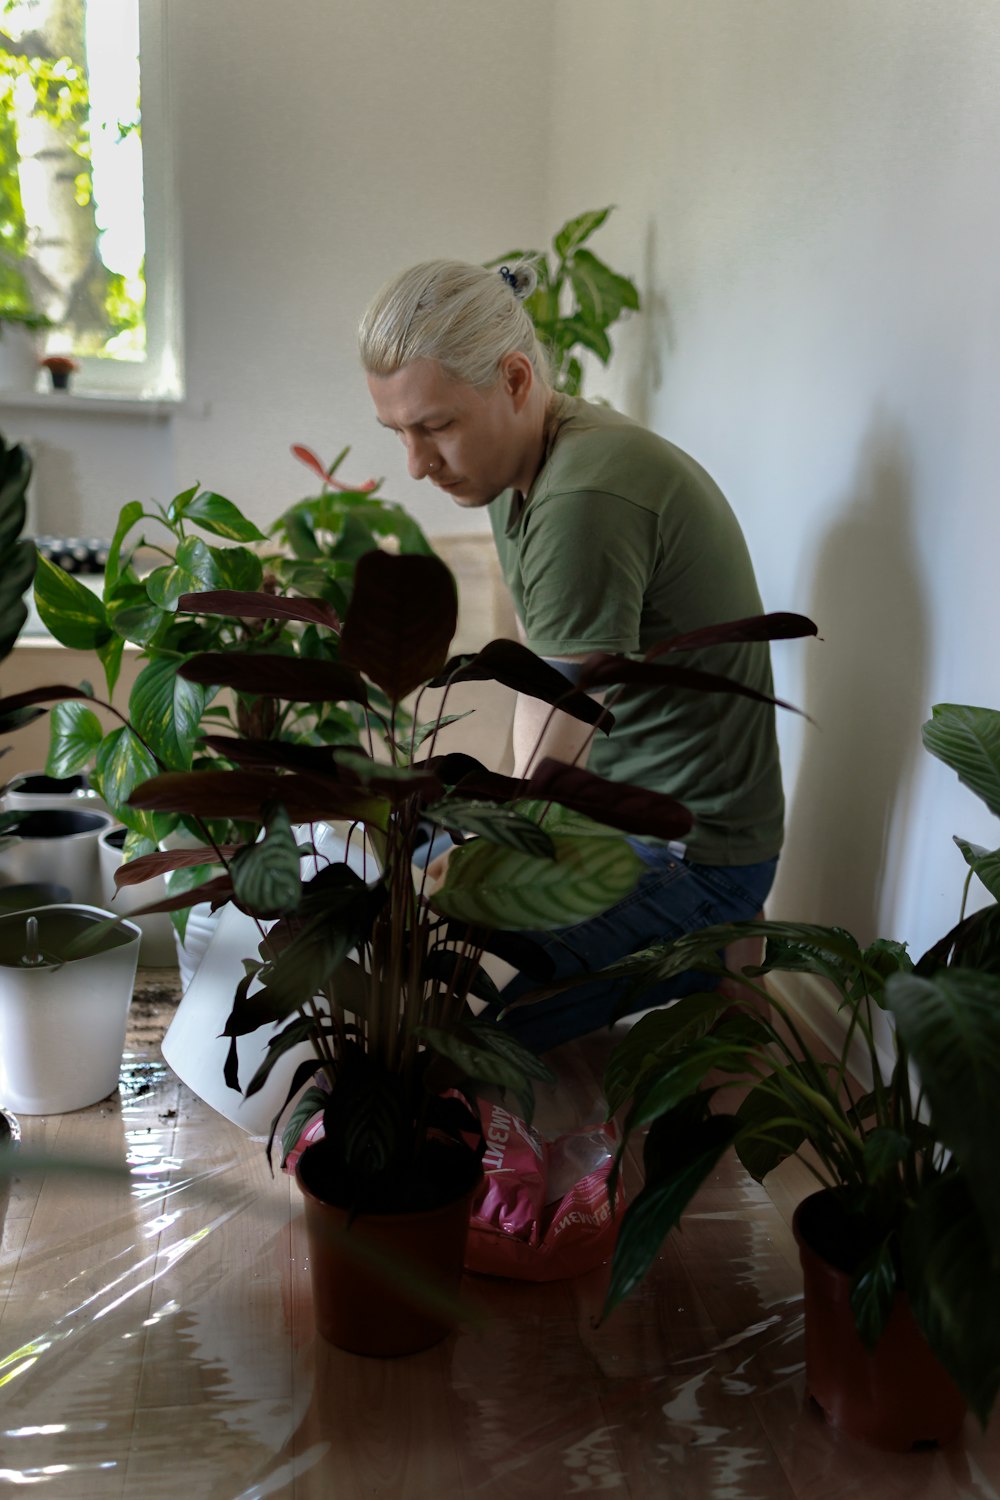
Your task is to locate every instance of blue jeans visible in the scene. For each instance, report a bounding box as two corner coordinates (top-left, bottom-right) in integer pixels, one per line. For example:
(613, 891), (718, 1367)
(481, 843), (778, 1054)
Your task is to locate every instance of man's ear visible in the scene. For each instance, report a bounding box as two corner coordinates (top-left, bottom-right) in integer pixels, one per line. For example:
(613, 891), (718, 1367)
(500, 351), (534, 411)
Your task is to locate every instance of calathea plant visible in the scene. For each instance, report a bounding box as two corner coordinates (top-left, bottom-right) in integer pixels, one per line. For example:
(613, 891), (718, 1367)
(598, 701), (1000, 1427)
(66, 548), (815, 1216)
(33, 445), (433, 931)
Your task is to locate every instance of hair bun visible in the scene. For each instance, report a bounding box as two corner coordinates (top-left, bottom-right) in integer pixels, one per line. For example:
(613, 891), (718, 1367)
(498, 260), (538, 301)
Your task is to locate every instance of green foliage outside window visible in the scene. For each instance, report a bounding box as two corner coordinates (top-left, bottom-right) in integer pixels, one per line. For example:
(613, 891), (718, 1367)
(0, 4), (145, 350)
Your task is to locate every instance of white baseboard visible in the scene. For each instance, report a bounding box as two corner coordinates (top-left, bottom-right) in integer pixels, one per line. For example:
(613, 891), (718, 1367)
(766, 971), (897, 1086)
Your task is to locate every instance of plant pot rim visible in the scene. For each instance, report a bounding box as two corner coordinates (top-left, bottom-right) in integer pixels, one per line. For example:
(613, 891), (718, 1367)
(0, 902), (142, 968)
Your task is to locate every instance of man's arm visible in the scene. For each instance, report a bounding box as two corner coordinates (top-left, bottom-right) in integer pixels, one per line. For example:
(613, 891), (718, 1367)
(511, 654), (604, 778)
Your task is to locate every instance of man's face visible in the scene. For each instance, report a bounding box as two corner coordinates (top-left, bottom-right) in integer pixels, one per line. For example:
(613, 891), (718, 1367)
(366, 359), (523, 508)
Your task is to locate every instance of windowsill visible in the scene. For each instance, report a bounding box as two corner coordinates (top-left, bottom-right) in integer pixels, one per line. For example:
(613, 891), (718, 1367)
(0, 389), (181, 418)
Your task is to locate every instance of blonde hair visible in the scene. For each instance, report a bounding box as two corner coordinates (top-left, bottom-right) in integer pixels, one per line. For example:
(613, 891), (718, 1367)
(359, 259), (551, 390)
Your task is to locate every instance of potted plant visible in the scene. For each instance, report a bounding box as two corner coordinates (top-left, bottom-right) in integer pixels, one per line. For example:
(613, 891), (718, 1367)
(33, 443), (434, 948)
(39, 353), (78, 391)
(486, 206), (641, 396)
(598, 701), (1000, 1447)
(60, 551), (814, 1356)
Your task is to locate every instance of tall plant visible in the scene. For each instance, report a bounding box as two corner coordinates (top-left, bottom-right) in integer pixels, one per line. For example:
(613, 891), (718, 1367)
(486, 207), (640, 396)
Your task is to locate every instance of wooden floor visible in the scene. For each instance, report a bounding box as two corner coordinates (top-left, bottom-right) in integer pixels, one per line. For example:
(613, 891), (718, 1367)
(1, 987), (998, 1500)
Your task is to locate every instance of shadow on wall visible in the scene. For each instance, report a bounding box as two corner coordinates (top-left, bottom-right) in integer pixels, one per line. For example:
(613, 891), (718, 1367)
(622, 218), (671, 429)
(771, 408), (929, 945)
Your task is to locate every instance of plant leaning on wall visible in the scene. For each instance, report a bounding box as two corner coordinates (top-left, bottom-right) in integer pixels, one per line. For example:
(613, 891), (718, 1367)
(598, 701), (1000, 1429)
(33, 443), (433, 932)
(486, 207), (640, 397)
(26, 550), (817, 1220)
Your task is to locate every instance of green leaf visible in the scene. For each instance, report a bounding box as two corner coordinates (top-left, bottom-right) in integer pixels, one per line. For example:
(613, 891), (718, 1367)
(922, 704), (1000, 819)
(431, 832), (642, 931)
(862, 1127), (912, 1183)
(418, 1024), (545, 1121)
(954, 838), (1000, 903)
(210, 545), (265, 593)
(602, 993), (733, 1114)
(105, 500), (145, 587)
(568, 249), (639, 332)
(887, 968), (1000, 1250)
(604, 1106), (740, 1317)
(129, 657), (208, 771)
(734, 1068), (810, 1181)
(850, 1236), (898, 1350)
(554, 206), (612, 260)
(411, 711), (475, 751)
(97, 633), (126, 697)
(184, 491), (267, 542)
(95, 726), (162, 830)
(230, 807), (302, 915)
(33, 554), (110, 649)
(146, 536), (229, 608)
(902, 1173), (1000, 1428)
(44, 701), (104, 778)
(422, 799), (556, 858)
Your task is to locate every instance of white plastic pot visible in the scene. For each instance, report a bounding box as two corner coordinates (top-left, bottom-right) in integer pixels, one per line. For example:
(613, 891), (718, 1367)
(0, 807), (115, 903)
(97, 825), (178, 968)
(161, 823), (371, 1135)
(0, 904), (141, 1114)
(2, 771), (106, 814)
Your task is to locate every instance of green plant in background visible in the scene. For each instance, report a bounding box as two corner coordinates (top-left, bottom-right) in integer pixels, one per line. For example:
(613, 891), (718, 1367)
(599, 702), (1000, 1427)
(486, 207), (640, 396)
(33, 445), (433, 926)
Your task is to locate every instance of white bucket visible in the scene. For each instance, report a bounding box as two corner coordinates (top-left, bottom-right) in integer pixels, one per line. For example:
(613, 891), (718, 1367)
(0, 904), (141, 1114)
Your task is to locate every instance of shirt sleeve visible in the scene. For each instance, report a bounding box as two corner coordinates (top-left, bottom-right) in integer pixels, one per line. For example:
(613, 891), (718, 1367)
(517, 489), (657, 656)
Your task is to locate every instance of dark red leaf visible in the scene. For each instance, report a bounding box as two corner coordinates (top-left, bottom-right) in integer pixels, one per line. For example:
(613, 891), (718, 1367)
(430, 639), (611, 730)
(644, 611), (819, 658)
(577, 654), (807, 715)
(338, 551), (457, 703)
(525, 758), (694, 841)
(176, 591), (341, 630)
(121, 873), (235, 915)
(114, 845), (243, 888)
(178, 652), (368, 705)
(127, 769), (389, 827)
(0, 684), (92, 714)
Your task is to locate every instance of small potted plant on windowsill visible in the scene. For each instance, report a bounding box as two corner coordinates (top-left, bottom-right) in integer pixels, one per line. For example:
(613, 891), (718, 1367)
(598, 701), (1000, 1449)
(39, 354), (79, 392)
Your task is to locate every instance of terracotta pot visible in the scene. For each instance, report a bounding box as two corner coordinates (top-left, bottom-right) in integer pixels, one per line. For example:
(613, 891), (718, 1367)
(296, 1142), (482, 1357)
(793, 1190), (966, 1450)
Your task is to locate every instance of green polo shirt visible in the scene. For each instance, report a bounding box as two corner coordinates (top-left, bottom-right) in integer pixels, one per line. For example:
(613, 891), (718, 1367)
(488, 396), (783, 865)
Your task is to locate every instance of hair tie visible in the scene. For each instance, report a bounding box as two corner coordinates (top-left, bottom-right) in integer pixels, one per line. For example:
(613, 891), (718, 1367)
(499, 265), (518, 293)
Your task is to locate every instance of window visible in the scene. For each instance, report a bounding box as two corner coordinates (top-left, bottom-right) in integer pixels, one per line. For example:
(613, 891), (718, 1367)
(0, 0), (180, 399)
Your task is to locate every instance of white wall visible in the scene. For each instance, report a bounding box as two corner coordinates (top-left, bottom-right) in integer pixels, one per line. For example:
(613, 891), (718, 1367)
(3, 0), (997, 960)
(1, 0), (554, 542)
(546, 0), (1000, 957)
